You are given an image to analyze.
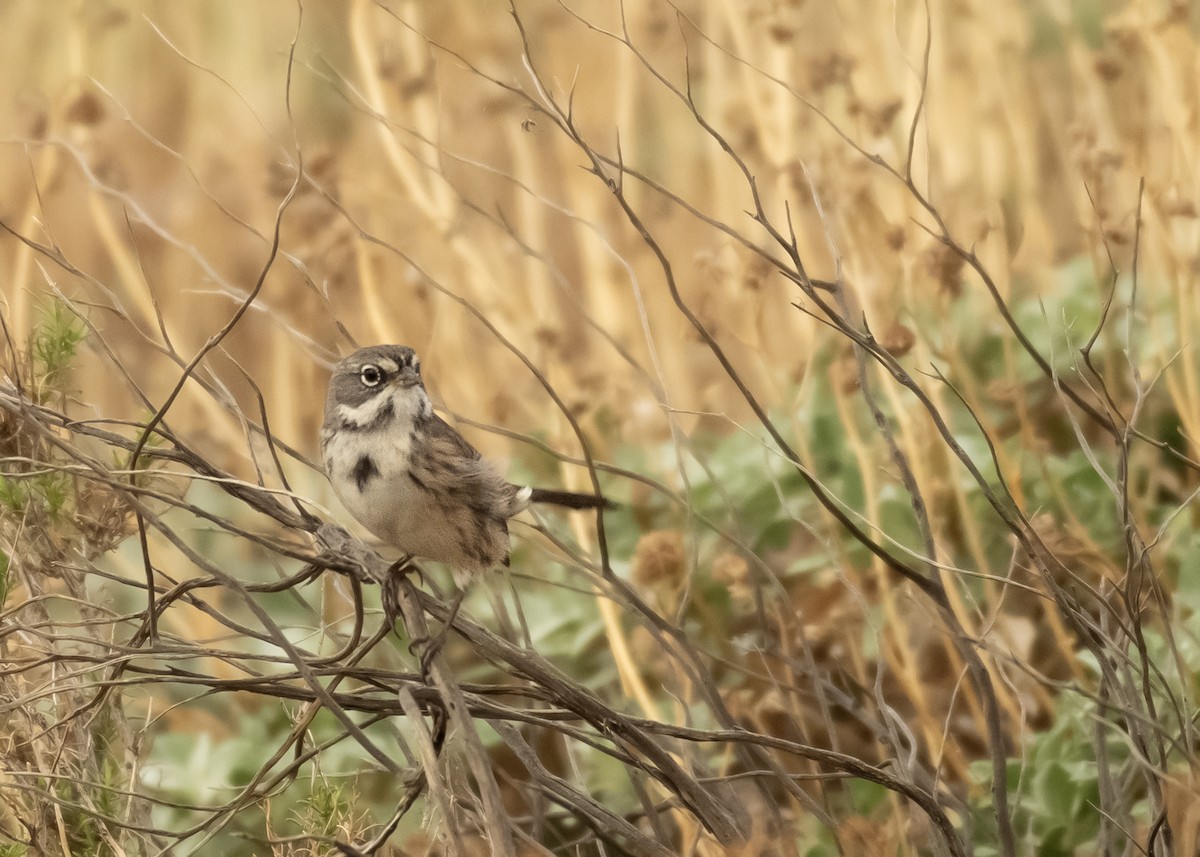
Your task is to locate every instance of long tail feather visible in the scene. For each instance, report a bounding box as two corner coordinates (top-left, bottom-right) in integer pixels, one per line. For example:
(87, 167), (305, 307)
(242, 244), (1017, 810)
(528, 487), (616, 510)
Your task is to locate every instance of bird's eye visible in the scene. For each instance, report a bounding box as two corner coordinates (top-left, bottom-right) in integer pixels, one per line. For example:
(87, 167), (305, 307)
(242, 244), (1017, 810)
(360, 365), (383, 387)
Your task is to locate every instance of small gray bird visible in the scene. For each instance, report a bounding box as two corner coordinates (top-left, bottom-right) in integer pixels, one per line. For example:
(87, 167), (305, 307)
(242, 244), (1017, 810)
(321, 344), (610, 576)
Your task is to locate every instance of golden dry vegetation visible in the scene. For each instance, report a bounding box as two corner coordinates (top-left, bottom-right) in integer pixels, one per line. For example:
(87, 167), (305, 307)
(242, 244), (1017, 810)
(1, 0), (1199, 855)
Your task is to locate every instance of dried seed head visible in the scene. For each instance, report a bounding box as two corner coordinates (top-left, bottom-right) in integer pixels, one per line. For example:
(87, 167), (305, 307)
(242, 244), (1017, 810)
(631, 529), (686, 590)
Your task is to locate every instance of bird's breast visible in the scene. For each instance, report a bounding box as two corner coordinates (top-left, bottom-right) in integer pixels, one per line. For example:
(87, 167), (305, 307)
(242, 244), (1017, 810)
(323, 426), (416, 540)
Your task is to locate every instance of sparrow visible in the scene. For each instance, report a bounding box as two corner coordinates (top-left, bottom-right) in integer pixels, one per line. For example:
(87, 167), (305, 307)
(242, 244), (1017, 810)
(321, 344), (610, 576)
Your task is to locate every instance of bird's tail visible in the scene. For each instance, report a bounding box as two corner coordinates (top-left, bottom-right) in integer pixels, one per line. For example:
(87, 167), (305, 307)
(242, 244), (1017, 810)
(528, 487), (617, 510)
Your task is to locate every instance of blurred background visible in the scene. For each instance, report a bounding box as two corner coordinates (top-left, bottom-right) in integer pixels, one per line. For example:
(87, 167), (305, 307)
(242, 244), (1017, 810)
(2, 0), (1199, 854)
(4, 0), (1188, 462)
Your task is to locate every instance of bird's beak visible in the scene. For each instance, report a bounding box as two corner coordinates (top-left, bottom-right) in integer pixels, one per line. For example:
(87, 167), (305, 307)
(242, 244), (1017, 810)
(396, 367), (421, 388)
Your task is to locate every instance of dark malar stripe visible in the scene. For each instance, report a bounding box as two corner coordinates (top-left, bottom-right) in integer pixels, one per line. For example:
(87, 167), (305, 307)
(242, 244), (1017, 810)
(352, 455), (380, 492)
(337, 398), (396, 432)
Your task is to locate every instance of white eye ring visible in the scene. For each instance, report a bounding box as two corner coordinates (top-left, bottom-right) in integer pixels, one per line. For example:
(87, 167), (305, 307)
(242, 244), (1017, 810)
(360, 364), (383, 387)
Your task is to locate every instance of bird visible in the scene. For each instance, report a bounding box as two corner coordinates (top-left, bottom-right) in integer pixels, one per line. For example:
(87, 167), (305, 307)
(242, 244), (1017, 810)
(320, 344), (611, 580)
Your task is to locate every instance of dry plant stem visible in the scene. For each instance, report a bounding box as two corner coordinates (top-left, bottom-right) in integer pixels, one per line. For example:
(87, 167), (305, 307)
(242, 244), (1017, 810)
(350, 0), (507, 353)
(1074, 217), (1182, 778)
(193, 586), (394, 845)
(321, 528), (967, 856)
(427, 588), (960, 849)
(350, 546), (762, 844)
(509, 3), (984, 848)
(349, 0), (440, 218)
(1083, 183), (1181, 848)
(389, 566), (517, 857)
(678, 0), (1199, 478)
(941, 370), (1185, 850)
(527, 1), (935, 602)
(586, 27), (1191, 842)
(492, 722), (675, 857)
(844, 330), (1014, 844)
(333, 749), (432, 857)
(0, 395), (408, 789)
(510, 5), (1027, 853)
(123, 137), (301, 644)
(904, 152), (1197, 480)
(49, 275), (321, 482)
(21, 12), (305, 658)
(396, 686), (460, 857)
(231, 356), (318, 526)
(829, 276), (995, 773)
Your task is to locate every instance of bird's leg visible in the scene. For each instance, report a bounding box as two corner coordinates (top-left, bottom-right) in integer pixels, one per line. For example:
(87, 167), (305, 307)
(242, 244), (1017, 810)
(413, 586), (469, 678)
(381, 556), (416, 629)
(383, 557), (466, 677)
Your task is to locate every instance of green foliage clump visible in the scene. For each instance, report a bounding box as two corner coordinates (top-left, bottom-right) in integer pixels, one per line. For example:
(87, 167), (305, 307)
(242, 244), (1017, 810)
(0, 298), (89, 533)
(294, 781), (360, 854)
(30, 297), (87, 388)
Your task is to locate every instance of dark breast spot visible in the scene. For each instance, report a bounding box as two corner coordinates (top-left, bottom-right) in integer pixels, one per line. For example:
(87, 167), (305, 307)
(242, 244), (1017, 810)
(352, 455), (380, 492)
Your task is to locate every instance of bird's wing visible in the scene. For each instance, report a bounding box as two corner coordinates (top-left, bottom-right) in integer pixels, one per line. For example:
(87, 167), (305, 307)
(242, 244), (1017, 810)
(423, 413), (483, 461)
(417, 414), (524, 518)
